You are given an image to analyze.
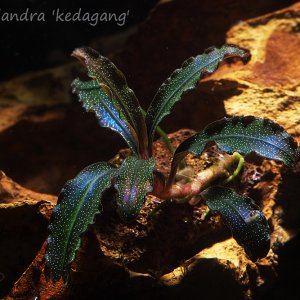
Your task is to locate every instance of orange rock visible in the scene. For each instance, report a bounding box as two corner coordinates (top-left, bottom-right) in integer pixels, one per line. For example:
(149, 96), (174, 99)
(199, 3), (300, 142)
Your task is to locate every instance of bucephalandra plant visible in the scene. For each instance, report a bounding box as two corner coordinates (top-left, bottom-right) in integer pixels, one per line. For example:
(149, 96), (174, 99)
(45, 44), (299, 282)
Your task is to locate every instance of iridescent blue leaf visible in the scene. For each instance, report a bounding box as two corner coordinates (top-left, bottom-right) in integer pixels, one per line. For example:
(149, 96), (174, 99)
(201, 186), (270, 260)
(146, 44), (250, 146)
(72, 78), (138, 154)
(72, 47), (148, 157)
(46, 162), (117, 282)
(115, 156), (155, 220)
(170, 116), (299, 183)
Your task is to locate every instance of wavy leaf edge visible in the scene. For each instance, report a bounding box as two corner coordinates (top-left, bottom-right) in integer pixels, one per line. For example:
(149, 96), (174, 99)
(168, 116), (299, 186)
(114, 155), (155, 220)
(146, 44), (251, 145)
(46, 162), (117, 282)
(71, 78), (139, 154)
(201, 186), (271, 261)
(71, 47), (148, 157)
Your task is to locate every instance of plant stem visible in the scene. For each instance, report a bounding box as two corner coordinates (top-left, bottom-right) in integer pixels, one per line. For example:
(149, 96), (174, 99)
(152, 152), (242, 200)
(155, 126), (175, 155)
(141, 109), (175, 155)
(224, 152), (244, 183)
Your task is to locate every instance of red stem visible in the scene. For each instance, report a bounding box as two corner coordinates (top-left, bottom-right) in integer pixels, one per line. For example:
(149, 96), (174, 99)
(152, 153), (239, 199)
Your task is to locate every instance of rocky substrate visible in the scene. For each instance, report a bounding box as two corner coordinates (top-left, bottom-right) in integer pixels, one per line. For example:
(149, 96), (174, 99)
(1, 128), (297, 300)
(0, 1), (300, 299)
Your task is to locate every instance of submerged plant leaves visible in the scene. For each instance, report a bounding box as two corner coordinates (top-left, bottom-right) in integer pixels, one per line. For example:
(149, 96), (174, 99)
(202, 186), (270, 261)
(170, 116), (299, 181)
(72, 78), (138, 154)
(146, 44), (250, 147)
(115, 155), (155, 220)
(72, 47), (148, 156)
(46, 162), (117, 282)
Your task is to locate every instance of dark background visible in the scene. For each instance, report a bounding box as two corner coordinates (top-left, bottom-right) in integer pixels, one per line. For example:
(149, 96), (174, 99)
(0, 0), (297, 83)
(0, 0), (158, 81)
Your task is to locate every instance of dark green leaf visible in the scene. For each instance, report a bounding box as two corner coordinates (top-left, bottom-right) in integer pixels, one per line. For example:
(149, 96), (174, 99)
(115, 155), (155, 220)
(72, 47), (148, 156)
(146, 44), (250, 144)
(46, 162), (117, 282)
(201, 186), (270, 260)
(72, 78), (138, 154)
(170, 116), (299, 183)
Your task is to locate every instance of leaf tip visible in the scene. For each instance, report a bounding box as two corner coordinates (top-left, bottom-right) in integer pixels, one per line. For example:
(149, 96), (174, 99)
(223, 44), (251, 64)
(71, 47), (100, 66)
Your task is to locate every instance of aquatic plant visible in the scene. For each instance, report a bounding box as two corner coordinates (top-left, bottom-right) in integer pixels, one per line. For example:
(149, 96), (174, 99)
(45, 45), (299, 282)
